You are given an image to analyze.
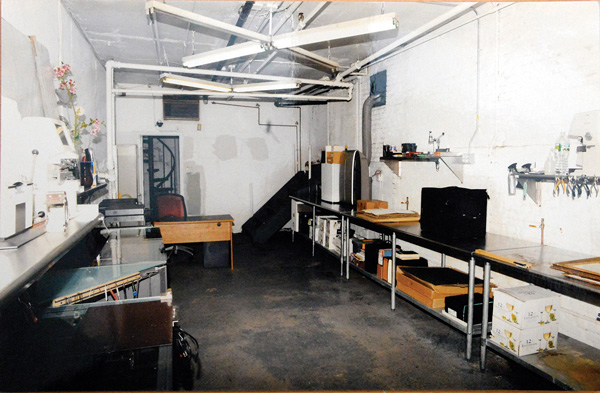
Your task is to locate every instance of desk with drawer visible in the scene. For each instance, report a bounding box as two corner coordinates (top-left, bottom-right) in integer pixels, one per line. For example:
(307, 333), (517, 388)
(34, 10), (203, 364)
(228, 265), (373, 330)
(154, 214), (234, 269)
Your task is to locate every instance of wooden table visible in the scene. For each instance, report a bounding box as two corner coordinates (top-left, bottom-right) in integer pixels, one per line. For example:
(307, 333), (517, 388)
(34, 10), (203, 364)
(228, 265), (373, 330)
(154, 214), (234, 269)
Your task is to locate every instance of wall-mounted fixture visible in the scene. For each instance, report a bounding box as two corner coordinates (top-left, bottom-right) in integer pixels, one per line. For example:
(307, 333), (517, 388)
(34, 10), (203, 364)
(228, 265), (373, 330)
(370, 70), (387, 108)
(160, 73), (232, 92)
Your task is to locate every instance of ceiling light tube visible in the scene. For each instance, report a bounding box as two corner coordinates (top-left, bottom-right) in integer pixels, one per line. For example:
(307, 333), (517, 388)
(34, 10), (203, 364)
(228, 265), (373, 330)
(160, 73), (232, 92)
(182, 41), (267, 68)
(233, 81), (301, 93)
(273, 13), (399, 49)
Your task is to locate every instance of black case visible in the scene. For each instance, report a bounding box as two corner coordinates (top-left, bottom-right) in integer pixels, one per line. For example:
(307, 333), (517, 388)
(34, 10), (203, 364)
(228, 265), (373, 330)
(364, 240), (390, 274)
(420, 186), (488, 239)
(445, 293), (493, 323)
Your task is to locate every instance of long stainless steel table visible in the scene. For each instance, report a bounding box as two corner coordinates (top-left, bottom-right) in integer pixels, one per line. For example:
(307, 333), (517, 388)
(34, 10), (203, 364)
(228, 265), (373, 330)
(291, 196), (600, 371)
(0, 206), (102, 309)
(475, 246), (600, 390)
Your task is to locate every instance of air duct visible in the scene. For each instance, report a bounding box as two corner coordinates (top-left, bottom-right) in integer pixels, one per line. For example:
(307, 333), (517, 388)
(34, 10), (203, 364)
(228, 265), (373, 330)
(361, 94), (382, 200)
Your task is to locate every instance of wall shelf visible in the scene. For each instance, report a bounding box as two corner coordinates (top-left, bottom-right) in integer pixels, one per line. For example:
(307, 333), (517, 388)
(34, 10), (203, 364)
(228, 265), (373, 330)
(380, 154), (465, 183)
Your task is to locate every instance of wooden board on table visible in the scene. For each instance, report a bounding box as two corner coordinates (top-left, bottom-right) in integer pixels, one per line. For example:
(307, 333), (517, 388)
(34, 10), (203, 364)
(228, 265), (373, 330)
(474, 249), (533, 269)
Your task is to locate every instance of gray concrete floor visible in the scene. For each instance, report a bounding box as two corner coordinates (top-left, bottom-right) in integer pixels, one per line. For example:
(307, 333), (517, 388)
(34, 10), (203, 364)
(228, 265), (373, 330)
(168, 232), (558, 391)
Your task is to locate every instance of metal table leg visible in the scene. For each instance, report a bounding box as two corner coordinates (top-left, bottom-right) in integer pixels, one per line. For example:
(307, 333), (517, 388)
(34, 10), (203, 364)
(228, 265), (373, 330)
(391, 232), (396, 310)
(345, 218), (350, 280)
(480, 261), (491, 370)
(340, 217), (345, 276)
(466, 256), (475, 360)
(441, 253), (446, 267)
(312, 206), (316, 257)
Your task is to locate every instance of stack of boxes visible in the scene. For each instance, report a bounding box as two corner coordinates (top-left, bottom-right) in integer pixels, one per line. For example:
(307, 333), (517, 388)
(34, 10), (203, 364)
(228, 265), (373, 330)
(490, 285), (559, 356)
(309, 215), (342, 253)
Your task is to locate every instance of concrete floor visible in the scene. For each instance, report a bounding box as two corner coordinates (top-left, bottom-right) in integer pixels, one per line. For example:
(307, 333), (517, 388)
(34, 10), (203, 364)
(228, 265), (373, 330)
(168, 231), (558, 391)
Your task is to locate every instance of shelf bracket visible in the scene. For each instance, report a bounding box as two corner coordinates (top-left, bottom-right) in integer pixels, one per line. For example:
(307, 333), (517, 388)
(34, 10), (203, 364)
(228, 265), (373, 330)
(439, 155), (464, 183)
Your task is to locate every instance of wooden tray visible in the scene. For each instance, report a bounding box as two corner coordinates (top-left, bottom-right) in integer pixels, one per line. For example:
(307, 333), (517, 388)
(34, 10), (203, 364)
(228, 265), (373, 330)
(356, 212), (420, 223)
(552, 258), (600, 284)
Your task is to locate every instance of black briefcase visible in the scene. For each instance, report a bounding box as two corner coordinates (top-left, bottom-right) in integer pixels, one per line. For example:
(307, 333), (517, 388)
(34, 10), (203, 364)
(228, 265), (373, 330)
(420, 186), (488, 240)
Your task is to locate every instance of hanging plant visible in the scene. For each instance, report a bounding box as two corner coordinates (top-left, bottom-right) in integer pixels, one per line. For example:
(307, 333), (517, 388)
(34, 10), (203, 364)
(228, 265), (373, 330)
(54, 63), (105, 147)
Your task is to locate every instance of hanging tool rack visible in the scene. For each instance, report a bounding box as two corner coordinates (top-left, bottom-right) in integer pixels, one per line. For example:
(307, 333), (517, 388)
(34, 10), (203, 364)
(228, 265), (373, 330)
(511, 173), (599, 205)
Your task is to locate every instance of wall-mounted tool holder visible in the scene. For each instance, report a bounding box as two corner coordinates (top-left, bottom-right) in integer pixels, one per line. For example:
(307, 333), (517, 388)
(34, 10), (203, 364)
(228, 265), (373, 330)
(509, 172), (599, 205)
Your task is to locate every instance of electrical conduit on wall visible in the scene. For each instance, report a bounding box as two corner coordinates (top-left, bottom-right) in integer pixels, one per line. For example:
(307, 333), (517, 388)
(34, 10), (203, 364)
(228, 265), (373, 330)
(361, 94), (382, 200)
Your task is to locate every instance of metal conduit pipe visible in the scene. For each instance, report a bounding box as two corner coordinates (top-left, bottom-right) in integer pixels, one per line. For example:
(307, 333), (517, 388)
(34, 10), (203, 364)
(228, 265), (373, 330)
(362, 94), (382, 162)
(210, 102), (302, 171)
(361, 94), (382, 200)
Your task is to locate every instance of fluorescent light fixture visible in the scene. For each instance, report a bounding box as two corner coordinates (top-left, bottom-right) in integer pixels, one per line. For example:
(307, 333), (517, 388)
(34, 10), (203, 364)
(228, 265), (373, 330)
(183, 41), (267, 68)
(160, 73), (232, 92)
(233, 81), (301, 93)
(273, 13), (399, 49)
(182, 13), (399, 68)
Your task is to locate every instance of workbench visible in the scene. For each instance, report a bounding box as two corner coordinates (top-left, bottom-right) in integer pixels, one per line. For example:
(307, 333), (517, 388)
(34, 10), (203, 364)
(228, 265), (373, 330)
(0, 209), (173, 391)
(0, 205), (102, 308)
(291, 196), (600, 390)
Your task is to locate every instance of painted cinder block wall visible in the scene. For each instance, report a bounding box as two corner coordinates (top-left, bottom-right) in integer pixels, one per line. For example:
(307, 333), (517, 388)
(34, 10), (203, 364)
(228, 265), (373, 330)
(116, 96), (327, 230)
(328, 2), (600, 349)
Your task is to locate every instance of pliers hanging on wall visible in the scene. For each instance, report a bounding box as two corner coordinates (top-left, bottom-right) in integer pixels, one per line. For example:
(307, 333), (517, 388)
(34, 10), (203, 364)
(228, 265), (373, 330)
(553, 177), (566, 197)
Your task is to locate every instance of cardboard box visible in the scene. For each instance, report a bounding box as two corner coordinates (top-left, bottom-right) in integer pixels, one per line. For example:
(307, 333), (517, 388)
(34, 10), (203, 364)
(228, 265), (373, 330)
(396, 268), (484, 309)
(325, 145), (345, 164)
(490, 316), (558, 356)
(376, 257), (392, 283)
(357, 199), (389, 212)
(492, 285), (559, 329)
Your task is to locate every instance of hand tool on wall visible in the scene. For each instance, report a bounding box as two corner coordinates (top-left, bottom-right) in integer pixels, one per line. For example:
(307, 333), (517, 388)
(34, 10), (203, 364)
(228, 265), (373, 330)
(553, 177), (566, 197)
(507, 163), (518, 195)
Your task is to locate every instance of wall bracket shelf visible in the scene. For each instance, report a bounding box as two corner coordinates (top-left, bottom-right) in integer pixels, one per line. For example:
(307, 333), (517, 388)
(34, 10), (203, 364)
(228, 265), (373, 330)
(380, 154), (465, 183)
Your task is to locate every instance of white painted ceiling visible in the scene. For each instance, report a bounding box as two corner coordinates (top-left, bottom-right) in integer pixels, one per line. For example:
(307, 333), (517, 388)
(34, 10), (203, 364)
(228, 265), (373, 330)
(62, 1), (457, 86)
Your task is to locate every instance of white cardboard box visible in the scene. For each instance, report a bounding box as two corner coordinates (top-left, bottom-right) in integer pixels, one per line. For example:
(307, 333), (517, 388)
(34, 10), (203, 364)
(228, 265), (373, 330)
(490, 316), (558, 356)
(492, 285), (559, 329)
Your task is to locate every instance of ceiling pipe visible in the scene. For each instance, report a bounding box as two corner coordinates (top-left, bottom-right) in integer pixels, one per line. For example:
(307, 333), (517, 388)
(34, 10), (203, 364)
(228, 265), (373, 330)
(110, 61), (352, 89)
(111, 87), (352, 102)
(212, 1), (255, 82)
(337, 2), (481, 81)
(105, 60), (118, 199)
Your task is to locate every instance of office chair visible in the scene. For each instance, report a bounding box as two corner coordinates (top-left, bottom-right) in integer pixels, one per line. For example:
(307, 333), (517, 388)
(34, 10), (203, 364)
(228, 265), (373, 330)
(155, 193), (194, 258)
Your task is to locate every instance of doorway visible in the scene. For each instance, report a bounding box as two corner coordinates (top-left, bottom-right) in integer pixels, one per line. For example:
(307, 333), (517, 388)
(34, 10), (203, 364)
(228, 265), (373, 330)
(142, 135), (180, 219)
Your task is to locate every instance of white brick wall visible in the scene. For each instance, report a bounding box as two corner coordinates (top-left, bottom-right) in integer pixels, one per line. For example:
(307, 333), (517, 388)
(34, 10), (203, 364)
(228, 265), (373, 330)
(328, 2), (600, 349)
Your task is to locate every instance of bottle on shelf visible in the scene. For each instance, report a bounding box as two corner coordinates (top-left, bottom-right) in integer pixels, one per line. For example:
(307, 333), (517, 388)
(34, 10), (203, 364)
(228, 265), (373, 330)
(554, 132), (570, 176)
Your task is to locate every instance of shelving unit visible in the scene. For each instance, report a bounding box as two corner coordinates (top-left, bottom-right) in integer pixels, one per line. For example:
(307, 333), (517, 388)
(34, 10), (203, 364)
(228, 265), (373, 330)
(475, 247), (600, 391)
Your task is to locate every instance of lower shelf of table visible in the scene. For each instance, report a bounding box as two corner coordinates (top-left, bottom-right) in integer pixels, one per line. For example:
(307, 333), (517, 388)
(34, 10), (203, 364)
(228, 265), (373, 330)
(301, 233), (488, 336)
(486, 334), (600, 391)
(347, 262), (487, 335)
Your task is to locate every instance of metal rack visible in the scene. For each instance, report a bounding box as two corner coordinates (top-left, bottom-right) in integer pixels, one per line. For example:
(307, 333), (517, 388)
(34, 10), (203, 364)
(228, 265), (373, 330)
(512, 172), (599, 205)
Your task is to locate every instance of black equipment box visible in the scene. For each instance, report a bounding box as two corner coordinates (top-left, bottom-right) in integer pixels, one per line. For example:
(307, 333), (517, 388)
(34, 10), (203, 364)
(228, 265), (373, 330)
(364, 240), (390, 274)
(445, 293), (493, 323)
(420, 186), (488, 239)
(203, 241), (230, 268)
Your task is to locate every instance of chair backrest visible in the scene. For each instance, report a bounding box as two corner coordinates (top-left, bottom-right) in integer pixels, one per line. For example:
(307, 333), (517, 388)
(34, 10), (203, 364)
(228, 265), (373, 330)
(155, 193), (187, 221)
